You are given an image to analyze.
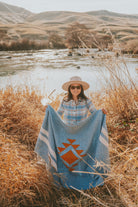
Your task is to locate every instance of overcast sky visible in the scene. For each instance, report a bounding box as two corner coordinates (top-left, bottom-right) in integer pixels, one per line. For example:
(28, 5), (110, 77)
(1, 0), (138, 14)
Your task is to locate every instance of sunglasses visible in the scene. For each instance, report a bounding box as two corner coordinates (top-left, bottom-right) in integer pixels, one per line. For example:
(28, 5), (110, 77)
(70, 86), (81, 90)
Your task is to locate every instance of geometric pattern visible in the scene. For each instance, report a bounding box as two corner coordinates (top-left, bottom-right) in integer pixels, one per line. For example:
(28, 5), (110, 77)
(58, 139), (86, 171)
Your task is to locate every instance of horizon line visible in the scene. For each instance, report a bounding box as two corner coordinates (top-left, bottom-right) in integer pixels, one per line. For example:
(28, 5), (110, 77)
(0, 1), (138, 16)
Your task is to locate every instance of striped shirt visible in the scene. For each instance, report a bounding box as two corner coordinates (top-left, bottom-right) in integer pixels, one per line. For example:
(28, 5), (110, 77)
(57, 98), (96, 125)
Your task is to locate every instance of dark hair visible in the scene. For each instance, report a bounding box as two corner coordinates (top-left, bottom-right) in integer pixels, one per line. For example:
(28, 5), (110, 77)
(64, 84), (88, 102)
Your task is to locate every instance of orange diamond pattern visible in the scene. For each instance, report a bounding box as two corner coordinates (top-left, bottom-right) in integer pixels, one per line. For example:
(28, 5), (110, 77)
(58, 138), (86, 171)
(61, 150), (78, 165)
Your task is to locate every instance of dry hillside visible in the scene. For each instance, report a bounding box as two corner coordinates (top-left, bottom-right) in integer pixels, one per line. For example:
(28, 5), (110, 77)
(0, 2), (138, 52)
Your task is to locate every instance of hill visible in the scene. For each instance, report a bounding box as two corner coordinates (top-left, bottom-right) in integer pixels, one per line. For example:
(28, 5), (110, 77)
(0, 1), (32, 23)
(0, 1), (137, 52)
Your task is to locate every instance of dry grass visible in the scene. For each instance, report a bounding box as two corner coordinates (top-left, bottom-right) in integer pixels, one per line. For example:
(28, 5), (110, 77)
(90, 50), (137, 206)
(0, 87), (45, 149)
(0, 132), (55, 207)
(0, 56), (137, 207)
(0, 86), (137, 207)
(123, 39), (138, 54)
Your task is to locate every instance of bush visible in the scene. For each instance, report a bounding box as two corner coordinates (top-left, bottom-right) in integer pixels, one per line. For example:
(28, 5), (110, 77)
(0, 38), (49, 51)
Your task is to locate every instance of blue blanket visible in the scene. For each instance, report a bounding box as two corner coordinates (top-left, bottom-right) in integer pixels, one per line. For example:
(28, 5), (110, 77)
(35, 105), (110, 190)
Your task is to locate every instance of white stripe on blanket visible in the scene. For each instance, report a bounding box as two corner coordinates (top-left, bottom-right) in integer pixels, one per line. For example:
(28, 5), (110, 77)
(48, 153), (57, 171)
(99, 135), (108, 148)
(40, 127), (49, 137)
(39, 133), (57, 161)
(101, 127), (108, 138)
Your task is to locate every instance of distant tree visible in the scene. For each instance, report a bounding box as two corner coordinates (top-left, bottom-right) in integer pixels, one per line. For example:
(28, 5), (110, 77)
(65, 22), (91, 49)
(93, 34), (113, 49)
(48, 32), (66, 49)
(0, 29), (8, 39)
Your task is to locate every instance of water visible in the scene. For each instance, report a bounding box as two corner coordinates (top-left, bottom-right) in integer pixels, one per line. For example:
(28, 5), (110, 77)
(0, 49), (137, 96)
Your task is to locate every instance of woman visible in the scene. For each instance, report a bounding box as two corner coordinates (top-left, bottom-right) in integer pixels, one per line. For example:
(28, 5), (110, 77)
(36, 76), (109, 190)
(56, 76), (107, 125)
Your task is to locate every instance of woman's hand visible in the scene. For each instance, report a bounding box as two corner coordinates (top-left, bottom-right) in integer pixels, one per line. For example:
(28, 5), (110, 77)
(42, 105), (48, 112)
(45, 105), (48, 110)
(102, 108), (107, 114)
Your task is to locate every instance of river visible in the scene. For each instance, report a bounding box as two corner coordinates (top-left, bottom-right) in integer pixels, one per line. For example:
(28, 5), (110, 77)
(0, 49), (137, 97)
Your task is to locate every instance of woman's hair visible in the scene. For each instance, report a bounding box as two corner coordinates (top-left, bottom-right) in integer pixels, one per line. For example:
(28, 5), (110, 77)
(64, 84), (88, 101)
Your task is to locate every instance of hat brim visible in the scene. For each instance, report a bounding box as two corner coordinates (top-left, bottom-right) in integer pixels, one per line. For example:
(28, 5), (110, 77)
(62, 80), (89, 91)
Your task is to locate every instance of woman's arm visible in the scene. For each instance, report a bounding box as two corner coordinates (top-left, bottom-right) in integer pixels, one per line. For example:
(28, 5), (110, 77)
(86, 98), (96, 113)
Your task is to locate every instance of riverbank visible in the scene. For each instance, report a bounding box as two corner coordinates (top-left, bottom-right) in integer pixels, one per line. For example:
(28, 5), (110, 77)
(0, 84), (137, 206)
(0, 38), (138, 54)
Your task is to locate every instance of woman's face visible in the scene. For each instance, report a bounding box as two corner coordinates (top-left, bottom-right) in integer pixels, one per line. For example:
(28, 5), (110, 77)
(70, 84), (82, 97)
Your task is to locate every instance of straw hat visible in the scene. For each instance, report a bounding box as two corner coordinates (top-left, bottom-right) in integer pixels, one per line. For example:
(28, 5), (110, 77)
(62, 76), (89, 91)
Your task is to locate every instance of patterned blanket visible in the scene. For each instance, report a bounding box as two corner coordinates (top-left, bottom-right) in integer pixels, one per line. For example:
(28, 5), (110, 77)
(35, 105), (110, 190)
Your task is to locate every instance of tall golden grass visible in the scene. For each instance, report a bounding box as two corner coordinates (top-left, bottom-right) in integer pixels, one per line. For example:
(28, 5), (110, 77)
(89, 49), (138, 207)
(0, 87), (44, 149)
(0, 56), (137, 206)
(0, 132), (54, 207)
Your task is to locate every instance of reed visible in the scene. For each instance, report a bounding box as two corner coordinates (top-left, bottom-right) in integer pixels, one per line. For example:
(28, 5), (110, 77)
(88, 46), (138, 207)
(0, 87), (45, 150)
(0, 131), (56, 207)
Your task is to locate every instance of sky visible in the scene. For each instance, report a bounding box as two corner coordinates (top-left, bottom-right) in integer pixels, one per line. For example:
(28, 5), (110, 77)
(1, 0), (138, 14)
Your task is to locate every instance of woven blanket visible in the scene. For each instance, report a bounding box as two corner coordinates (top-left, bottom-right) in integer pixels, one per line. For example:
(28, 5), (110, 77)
(35, 105), (110, 190)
